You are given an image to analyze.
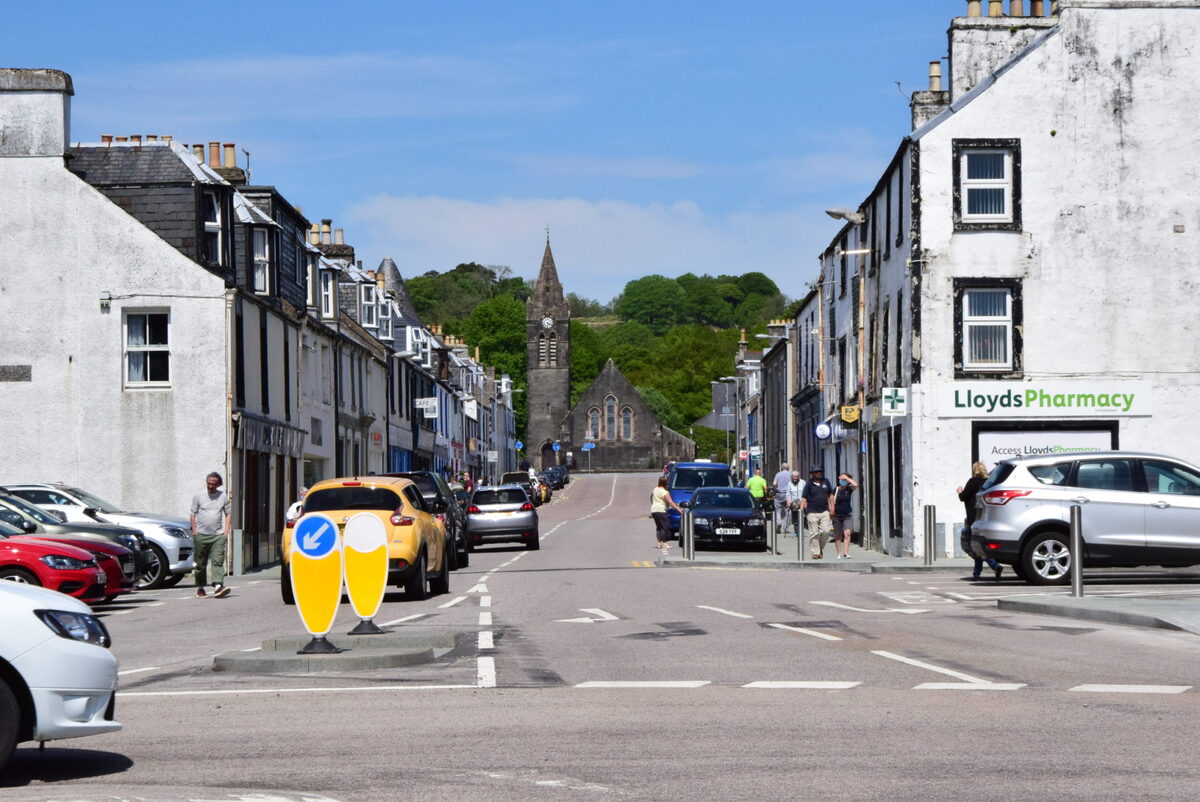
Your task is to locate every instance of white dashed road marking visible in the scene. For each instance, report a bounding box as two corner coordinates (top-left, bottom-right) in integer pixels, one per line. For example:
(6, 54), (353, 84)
(439, 595), (467, 608)
(768, 623), (843, 641)
(1070, 684), (1192, 694)
(576, 681), (710, 689)
(812, 601), (929, 615)
(380, 612), (426, 627)
(743, 681), (861, 689)
(696, 605), (753, 619)
(118, 666), (160, 676)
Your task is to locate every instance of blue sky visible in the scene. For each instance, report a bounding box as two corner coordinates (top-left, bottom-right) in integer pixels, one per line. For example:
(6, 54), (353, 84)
(6, 1), (959, 303)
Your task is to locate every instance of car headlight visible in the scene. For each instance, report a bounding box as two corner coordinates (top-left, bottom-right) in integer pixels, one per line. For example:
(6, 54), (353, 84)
(165, 527), (190, 540)
(40, 554), (93, 570)
(693, 517), (710, 525)
(34, 609), (112, 648)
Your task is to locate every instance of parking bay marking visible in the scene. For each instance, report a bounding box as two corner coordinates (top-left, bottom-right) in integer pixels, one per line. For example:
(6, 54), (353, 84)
(380, 612), (427, 627)
(872, 650), (1025, 691)
(439, 595), (467, 609)
(696, 605), (753, 619)
(117, 666), (160, 676)
(812, 601), (929, 615)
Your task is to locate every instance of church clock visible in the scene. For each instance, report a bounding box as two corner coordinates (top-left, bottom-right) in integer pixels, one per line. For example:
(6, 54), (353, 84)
(541, 316), (554, 329)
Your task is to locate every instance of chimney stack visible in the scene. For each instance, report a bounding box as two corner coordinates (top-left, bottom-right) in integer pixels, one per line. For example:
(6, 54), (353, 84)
(0, 69), (74, 157)
(207, 141), (220, 167)
(223, 143), (236, 168)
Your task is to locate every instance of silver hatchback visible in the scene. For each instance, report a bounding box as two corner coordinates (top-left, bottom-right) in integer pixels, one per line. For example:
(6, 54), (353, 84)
(969, 451), (1200, 584)
(465, 485), (540, 551)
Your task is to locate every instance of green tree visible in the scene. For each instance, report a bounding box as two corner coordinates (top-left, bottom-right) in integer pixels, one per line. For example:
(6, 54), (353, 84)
(635, 385), (684, 431)
(460, 295), (529, 433)
(737, 271), (780, 298)
(614, 275), (685, 334)
(568, 321), (608, 405)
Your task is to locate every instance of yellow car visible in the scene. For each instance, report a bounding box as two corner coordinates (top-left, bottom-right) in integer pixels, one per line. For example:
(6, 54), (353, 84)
(281, 476), (449, 605)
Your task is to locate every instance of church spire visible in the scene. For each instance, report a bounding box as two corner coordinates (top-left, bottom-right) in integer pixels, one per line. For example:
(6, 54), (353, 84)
(529, 236), (568, 320)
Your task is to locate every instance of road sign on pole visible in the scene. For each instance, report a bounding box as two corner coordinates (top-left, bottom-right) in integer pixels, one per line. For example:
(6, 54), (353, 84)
(552, 442), (561, 452)
(514, 440), (524, 451)
(290, 513), (345, 654)
(342, 513), (388, 635)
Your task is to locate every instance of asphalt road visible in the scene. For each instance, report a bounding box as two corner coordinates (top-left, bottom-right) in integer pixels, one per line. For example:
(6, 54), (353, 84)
(4, 472), (1200, 801)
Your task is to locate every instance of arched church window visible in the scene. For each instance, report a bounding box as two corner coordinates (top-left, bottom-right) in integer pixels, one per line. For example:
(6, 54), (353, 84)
(621, 407), (634, 440)
(588, 408), (600, 439)
(605, 395), (617, 440)
(547, 332), (558, 366)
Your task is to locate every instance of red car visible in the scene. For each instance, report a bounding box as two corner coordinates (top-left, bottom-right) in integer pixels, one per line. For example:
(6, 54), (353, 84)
(0, 523), (107, 602)
(22, 536), (133, 603)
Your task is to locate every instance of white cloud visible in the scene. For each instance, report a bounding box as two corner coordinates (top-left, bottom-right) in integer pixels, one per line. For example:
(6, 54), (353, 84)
(344, 194), (837, 303)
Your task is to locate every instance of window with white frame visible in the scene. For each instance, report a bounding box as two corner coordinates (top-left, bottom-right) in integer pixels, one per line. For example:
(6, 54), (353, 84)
(956, 283), (1022, 374)
(378, 299), (393, 340)
(252, 228), (271, 293)
(125, 311), (170, 385)
(360, 284), (378, 327)
(954, 139), (1021, 230)
(306, 251), (319, 306)
(320, 271), (336, 319)
(202, 191), (222, 264)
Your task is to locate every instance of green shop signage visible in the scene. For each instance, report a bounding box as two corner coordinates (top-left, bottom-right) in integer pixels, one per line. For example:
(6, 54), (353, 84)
(938, 381), (1153, 418)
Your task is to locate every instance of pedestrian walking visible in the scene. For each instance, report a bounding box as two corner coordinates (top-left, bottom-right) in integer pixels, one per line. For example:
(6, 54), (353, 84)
(772, 463), (792, 533)
(745, 467), (769, 513)
(801, 465), (834, 559)
(650, 476), (682, 550)
(784, 470), (805, 537)
(831, 473), (859, 559)
(190, 471), (232, 598)
(958, 462), (1002, 580)
(285, 486), (308, 526)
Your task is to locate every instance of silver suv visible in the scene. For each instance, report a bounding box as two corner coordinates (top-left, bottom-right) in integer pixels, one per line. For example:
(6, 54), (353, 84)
(969, 451), (1200, 584)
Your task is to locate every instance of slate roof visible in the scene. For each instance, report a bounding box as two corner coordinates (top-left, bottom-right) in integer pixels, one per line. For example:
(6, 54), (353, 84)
(67, 140), (226, 186)
(377, 257), (423, 327)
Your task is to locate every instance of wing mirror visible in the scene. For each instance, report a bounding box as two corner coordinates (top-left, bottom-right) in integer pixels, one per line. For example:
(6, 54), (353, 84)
(21, 520), (38, 534)
(431, 500), (448, 514)
(48, 510), (67, 522)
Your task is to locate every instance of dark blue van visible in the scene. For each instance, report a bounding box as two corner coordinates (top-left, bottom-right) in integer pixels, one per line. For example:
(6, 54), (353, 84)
(667, 462), (733, 532)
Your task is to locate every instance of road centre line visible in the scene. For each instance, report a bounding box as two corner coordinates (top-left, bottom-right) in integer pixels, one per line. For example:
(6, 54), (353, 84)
(479, 612), (492, 626)
(466, 584), (488, 594)
(439, 595), (467, 608)
(871, 650), (988, 684)
(1070, 684), (1192, 694)
(914, 682), (1026, 691)
(768, 623), (842, 641)
(480, 595), (492, 608)
(380, 613), (426, 627)
(477, 656), (496, 688)
(696, 605), (752, 619)
(120, 684), (477, 698)
(743, 681), (861, 689)
(117, 666), (160, 676)
(576, 681), (710, 689)
(144, 602), (166, 607)
(478, 631), (494, 650)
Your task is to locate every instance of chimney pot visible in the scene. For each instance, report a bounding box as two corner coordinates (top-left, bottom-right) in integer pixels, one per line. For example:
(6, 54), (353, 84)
(1011, 0), (1025, 15)
(208, 141), (220, 167)
(223, 143), (236, 168)
(192, 144), (205, 162)
(130, 135), (142, 145)
(100, 134), (113, 144)
(988, 0), (1003, 15)
(1031, 0), (1044, 14)
(146, 135), (158, 142)
(967, 0), (981, 16)
(1051, 0), (1059, 14)
(334, 228), (345, 245)
(320, 220), (332, 245)
(163, 135), (172, 142)
(928, 61), (943, 92)
(115, 136), (128, 143)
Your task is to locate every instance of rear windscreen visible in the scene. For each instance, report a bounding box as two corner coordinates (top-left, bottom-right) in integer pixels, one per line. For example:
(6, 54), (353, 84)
(305, 487), (402, 512)
(473, 489), (527, 505)
(692, 490), (753, 509)
(670, 469), (733, 491)
(981, 463), (1016, 491)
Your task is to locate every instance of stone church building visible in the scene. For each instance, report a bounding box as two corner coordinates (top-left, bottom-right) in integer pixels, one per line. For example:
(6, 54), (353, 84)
(525, 240), (694, 471)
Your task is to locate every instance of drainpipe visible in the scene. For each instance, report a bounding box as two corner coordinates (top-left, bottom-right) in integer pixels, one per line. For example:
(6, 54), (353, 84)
(224, 288), (239, 575)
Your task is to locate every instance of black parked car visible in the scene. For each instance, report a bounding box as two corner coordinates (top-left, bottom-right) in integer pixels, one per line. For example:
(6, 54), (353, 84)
(538, 469), (564, 491)
(385, 472), (468, 569)
(684, 487), (768, 550)
(501, 471), (542, 507)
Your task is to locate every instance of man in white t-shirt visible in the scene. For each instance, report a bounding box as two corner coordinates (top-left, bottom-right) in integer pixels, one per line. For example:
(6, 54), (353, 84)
(286, 486), (308, 525)
(772, 463), (792, 533)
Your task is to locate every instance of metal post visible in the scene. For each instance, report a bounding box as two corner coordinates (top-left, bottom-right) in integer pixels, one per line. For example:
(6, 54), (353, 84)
(1070, 504), (1084, 597)
(923, 505), (935, 566)
(798, 505), (805, 563)
(683, 510), (694, 560)
(767, 505), (777, 555)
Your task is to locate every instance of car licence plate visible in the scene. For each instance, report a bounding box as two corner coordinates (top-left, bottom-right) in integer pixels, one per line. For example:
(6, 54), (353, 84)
(715, 528), (740, 535)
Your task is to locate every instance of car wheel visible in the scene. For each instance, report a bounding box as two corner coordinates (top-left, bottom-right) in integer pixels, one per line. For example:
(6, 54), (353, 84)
(137, 544), (170, 590)
(0, 567), (39, 585)
(280, 566), (295, 605)
(0, 680), (19, 775)
(429, 551), (450, 596)
(404, 552), (429, 601)
(526, 533), (541, 551)
(445, 538), (458, 572)
(457, 544), (470, 567)
(1022, 532), (1072, 585)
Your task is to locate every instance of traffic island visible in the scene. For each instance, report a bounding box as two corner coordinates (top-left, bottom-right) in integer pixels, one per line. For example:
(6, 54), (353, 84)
(212, 629), (471, 673)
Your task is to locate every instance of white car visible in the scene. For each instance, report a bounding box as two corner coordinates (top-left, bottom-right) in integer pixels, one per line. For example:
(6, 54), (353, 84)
(0, 581), (121, 773)
(1, 483), (194, 589)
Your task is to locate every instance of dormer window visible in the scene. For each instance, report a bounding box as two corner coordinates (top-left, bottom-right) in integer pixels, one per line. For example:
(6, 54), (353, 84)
(320, 271), (336, 319)
(202, 191), (223, 265)
(306, 252), (319, 307)
(252, 228), (271, 294)
(360, 284), (378, 327)
(378, 299), (393, 340)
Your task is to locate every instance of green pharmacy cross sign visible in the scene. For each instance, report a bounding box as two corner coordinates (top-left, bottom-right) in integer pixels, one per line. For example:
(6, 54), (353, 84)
(882, 387), (907, 417)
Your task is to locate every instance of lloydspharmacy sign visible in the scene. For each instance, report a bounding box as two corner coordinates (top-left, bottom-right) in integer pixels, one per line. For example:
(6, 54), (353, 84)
(937, 380), (1153, 418)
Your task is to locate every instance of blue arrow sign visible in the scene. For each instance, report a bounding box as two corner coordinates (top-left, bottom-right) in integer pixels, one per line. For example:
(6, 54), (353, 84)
(293, 513), (339, 559)
(581, 443), (595, 451)
(514, 440), (524, 451)
(553, 442), (561, 452)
